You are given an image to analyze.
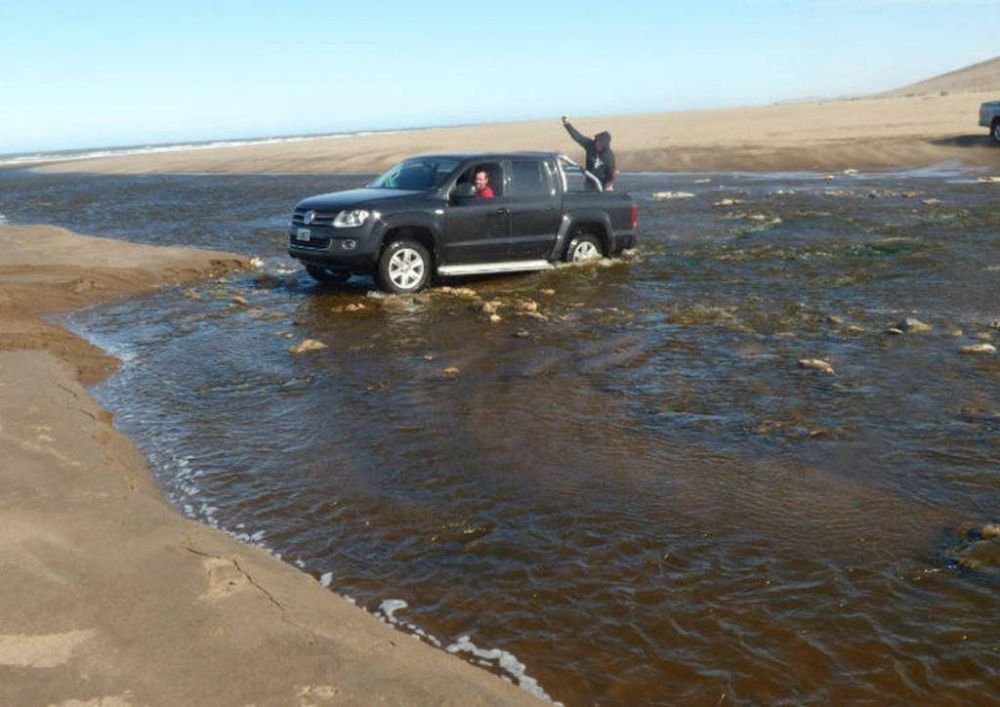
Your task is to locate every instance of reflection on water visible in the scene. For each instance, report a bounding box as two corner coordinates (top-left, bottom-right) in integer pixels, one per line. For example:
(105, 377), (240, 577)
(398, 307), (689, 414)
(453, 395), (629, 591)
(4, 167), (998, 705)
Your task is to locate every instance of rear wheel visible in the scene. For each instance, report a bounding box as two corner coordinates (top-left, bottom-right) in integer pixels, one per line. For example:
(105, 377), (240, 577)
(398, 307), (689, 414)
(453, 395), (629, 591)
(564, 232), (604, 263)
(992, 119), (1000, 145)
(305, 265), (350, 284)
(377, 240), (431, 294)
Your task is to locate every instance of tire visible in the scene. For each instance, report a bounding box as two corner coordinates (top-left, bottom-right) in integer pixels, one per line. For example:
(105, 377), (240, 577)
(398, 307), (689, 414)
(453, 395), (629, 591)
(992, 119), (1000, 146)
(376, 239), (431, 294)
(564, 232), (604, 263)
(305, 264), (351, 284)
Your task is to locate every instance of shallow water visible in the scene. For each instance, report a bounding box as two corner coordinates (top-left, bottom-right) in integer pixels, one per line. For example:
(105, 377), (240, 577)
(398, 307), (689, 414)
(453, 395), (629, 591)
(3, 166), (998, 705)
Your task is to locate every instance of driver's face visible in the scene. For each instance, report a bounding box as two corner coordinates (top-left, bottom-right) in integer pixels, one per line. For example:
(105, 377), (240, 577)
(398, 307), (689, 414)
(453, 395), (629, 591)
(474, 171), (489, 190)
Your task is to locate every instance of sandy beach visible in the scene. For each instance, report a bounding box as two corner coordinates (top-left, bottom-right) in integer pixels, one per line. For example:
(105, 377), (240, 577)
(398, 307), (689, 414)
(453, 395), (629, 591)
(0, 226), (539, 706)
(23, 91), (1000, 177)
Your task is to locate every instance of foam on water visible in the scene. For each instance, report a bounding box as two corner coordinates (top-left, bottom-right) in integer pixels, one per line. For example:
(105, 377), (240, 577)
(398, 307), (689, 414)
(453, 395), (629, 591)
(370, 599), (556, 703)
(447, 635), (562, 705)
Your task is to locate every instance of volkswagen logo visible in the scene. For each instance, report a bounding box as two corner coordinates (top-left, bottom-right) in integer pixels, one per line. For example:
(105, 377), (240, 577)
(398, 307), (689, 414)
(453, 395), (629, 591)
(303, 210), (316, 225)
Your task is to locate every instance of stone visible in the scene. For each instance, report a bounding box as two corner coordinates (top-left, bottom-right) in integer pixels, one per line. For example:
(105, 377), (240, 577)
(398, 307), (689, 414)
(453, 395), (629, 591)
(886, 327), (904, 335)
(652, 191), (695, 200)
(897, 317), (931, 333)
(982, 524), (1000, 539)
(713, 198), (742, 207)
(442, 367), (460, 376)
(960, 343), (996, 355)
(922, 198), (941, 205)
(231, 296), (248, 307)
(481, 302), (497, 315)
(974, 332), (994, 341)
(825, 315), (845, 325)
(289, 339), (327, 354)
(515, 300), (538, 313)
(345, 303), (366, 312)
(845, 325), (865, 334)
(843, 168), (859, 175)
(439, 286), (478, 298)
(798, 358), (835, 375)
(489, 314), (503, 324)
(540, 289), (556, 296)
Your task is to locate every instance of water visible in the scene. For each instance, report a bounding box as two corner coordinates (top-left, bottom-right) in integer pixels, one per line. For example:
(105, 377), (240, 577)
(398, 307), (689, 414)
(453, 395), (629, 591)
(2, 167), (998, 705)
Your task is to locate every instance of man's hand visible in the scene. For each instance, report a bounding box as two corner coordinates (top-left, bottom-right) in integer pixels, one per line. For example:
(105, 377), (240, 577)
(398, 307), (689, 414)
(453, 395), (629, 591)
(561, 115), (569, 125)
(605, 184), (615, 192)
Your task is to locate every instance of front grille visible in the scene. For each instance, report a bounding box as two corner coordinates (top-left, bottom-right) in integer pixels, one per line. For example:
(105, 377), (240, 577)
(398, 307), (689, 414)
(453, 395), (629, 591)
(292, 208), (337, 227)
(289, 234), (331, 249)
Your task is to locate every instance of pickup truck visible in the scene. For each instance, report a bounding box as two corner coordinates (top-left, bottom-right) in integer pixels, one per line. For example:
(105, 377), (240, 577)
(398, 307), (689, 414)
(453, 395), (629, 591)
(981, 100), (1000, 144)
(287, 151), (638, 293)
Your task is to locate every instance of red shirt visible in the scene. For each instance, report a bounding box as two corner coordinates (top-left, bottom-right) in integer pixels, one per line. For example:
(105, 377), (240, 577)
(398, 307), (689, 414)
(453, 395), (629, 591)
(475, 185), (495, 199)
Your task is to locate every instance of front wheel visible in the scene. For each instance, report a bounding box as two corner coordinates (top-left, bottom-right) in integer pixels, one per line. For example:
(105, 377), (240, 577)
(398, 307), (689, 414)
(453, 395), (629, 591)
(377, 240), (431, 294)
(564, 233), (604, 263)
(305, 265), (351, 284)
(992, 119), (1000, 146)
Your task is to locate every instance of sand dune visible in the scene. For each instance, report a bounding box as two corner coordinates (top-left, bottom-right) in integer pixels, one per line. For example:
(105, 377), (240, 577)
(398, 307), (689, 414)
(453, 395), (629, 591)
(882, 55), (1000, 96)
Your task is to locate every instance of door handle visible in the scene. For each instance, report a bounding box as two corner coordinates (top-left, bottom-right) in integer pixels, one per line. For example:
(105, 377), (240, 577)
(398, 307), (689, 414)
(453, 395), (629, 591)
(496, 207), (510, 215)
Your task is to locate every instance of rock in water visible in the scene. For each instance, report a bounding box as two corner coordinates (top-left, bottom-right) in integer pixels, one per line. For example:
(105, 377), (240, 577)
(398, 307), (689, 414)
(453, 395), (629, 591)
(798, 358), (835, 375)
(289, 339), (327, 354)
(896, 317), (932, 333)
(960, 343), (997, 355)
(652, 191), (695, 200)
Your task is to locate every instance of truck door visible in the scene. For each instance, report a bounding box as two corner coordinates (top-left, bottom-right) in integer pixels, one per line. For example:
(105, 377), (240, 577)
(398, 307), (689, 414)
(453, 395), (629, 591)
(507, 159), (562, 260)
(442, 162), (511, 264)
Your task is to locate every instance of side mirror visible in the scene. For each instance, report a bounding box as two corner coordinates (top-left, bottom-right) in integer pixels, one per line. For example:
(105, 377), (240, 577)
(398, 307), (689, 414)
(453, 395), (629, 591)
(451, 184), (476, 200)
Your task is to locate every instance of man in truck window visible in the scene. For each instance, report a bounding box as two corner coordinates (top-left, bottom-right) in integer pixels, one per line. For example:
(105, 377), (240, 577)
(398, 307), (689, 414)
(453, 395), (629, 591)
(474, 168), (495, 199)
(560, 116), (617, 191)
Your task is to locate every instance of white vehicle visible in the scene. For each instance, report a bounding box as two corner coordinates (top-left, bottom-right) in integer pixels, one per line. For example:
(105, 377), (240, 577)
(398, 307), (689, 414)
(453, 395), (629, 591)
(980, 100), (1000, 144)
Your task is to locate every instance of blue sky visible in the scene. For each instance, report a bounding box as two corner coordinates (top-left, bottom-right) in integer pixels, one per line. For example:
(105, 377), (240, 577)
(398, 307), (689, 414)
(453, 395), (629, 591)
(1, 0), (998, 153)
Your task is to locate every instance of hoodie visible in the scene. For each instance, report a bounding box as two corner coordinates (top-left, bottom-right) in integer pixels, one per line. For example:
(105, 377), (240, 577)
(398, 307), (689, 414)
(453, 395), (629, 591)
(563, 122), (616, 188)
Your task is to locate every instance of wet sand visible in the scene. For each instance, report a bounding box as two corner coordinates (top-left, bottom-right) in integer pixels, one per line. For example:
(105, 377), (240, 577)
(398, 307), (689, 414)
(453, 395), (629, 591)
(0, 225), (539, 706)
(23, 91), (1000, 176)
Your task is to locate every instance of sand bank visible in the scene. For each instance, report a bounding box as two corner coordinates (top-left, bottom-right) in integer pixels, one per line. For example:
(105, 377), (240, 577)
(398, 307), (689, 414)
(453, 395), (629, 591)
(23, 92), (1000, 176)
(0, 225), (539, 706)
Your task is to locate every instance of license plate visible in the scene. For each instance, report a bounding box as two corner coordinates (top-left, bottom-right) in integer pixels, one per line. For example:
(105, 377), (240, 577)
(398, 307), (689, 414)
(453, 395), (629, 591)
(296, 228), (311, 241)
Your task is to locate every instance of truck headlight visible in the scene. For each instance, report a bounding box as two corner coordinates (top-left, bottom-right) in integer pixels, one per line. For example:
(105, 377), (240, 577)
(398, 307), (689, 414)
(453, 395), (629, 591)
(333, 209), (371, 228)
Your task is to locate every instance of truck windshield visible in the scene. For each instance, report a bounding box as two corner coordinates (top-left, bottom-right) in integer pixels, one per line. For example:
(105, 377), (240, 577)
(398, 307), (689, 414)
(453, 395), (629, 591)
(368, 158), (462, 190)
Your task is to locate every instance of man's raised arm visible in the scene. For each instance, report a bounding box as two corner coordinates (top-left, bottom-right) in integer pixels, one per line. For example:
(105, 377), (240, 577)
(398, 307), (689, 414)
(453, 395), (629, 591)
(561, 116), (593, 148)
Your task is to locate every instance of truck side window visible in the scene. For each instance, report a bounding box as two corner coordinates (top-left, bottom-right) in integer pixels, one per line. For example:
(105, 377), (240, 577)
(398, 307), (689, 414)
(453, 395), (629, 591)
(509, 160), (551, 198)
(454, 162), (504, 198)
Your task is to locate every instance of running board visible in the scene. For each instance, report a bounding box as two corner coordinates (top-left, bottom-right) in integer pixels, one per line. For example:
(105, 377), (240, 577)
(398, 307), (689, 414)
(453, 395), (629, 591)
(437, 260), (554, 277)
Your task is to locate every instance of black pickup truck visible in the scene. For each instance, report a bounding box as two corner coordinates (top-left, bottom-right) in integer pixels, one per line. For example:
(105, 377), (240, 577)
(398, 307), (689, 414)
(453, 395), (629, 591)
(287, 151), (638, 293)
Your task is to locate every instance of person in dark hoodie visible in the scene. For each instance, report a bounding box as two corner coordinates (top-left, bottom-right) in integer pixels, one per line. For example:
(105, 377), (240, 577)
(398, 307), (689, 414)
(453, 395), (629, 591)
(561, 116), (617, 191)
